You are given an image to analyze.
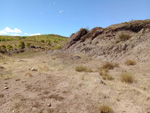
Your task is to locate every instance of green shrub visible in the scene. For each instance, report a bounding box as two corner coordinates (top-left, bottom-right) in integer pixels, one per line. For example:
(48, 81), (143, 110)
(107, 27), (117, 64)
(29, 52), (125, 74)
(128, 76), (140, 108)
(18, 42), (25, 49)
(41, 40), (45, 43)
(46, 40), (51, 46)
(99, 104), (114, 113)
(0, 45), (7, 53)
(51, 45), (62, 50)
(53, 39), (58, 43)
(6, 45), (13, 51)
(125, 60), (136, 66)
(26, 43), (31, 47)
(121, 72), (134, 83)
(0, 45), (6, 49)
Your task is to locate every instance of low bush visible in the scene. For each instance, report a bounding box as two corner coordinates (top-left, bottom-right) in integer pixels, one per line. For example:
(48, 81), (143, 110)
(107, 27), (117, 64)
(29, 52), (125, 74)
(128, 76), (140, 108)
(99, 104), (114, 113)
(121, 72), (134, 83)
(18, 42), (25, 49)
(6, 45), (13, 51)
(26, 43), (31, 47)
(98, 68), (113, 80)
(75, 66), (92, 72)
(101, 62), (118, 70)
(116, 32), (131, 43)
(125, 60), (136, 66)
(41, 40), (45, 43)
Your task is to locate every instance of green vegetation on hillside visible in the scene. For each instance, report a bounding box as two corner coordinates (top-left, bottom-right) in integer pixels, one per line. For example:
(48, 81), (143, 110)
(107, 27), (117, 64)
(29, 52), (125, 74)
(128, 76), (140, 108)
(0, 34), (68, 54)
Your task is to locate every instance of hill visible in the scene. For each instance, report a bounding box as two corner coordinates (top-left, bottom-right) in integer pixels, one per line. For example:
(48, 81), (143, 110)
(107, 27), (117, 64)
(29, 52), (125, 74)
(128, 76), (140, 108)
(63, 19), (150, 62)
(0, 20), (150, 113)
(0, 34), (67, 55)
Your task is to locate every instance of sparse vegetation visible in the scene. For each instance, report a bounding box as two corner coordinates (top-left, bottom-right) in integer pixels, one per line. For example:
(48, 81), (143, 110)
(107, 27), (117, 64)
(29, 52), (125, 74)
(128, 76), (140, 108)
(125, 59), (136, 66)
(6, 45), (13, 51)
(18, 42), (25, 49)
(121, 72), (134, 83)
(75, 65), (92, 72)
(26, 43), (31, 47)
(41, 40), (45, 43)
(99, 104), (114, 113)
(98, 68), (113, 80)
(25, 73), (33, 77)
(0, 34), (67, 54)
(101, 62), (118, 70)
(51, 45), (62, 50)
(116, 32), (131, 43)
(98, 62), (117, 80)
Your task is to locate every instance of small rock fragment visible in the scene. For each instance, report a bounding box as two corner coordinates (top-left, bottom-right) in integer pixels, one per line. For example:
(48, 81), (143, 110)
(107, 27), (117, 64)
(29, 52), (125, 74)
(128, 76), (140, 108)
(4, 86), (9, 90)
(47, 103), (51, 107)
(30, 67), (38, 71)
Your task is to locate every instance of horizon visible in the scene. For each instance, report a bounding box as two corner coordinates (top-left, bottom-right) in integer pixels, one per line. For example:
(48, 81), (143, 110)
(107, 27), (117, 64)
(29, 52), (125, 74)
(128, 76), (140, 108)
(0, 0), (150, 37)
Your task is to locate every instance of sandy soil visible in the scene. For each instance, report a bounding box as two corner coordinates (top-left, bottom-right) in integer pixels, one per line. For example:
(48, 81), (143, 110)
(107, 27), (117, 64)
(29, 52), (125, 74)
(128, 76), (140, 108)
(0, 52), (150, 113)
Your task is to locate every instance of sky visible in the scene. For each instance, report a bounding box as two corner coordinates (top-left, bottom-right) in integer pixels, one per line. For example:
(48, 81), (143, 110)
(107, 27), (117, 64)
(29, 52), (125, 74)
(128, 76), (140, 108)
(0, 0), (150, 37)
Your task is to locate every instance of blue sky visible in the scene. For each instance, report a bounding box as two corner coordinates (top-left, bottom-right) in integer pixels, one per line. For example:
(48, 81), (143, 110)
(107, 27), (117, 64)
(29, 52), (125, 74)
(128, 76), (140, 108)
(0, 0), (150, 37)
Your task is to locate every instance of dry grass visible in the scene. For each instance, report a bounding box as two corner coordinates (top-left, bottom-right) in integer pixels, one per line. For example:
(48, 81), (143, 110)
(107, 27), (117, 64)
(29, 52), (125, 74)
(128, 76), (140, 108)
(98, 68), (113, 80)
(116, 32), (131, 43)
(48, 94), (64, 101)
(25, 72), (33, 77)
(101, 62), (118, 70)
(98, 62), (118, 80)
(121, 72), (134, 83)
(99, 104), (114, 113)
(75, 65), (92, 72)
(125, 60), (136, 66)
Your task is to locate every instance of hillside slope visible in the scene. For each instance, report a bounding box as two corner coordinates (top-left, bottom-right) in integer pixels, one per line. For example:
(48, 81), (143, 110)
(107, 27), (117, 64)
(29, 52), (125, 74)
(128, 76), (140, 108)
(63, 19), (150, 62)
(0, 34), (67, 54)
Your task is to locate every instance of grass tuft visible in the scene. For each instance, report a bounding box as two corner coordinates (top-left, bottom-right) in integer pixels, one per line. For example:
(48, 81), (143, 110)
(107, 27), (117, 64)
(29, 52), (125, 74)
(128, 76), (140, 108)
(99, 104), (114, 113)
(101, 62), (118, 70)
(116, 32), (131, 43)
(125, 60), (136, 66)
(121, 72), (134, 83)
(75, 65), (92, 72)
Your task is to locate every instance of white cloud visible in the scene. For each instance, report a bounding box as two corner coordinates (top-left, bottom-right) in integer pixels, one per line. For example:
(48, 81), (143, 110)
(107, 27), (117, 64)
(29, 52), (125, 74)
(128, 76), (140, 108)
(0, 30), (7, 34)
(11, 34), (20, 36)
(59, 10), (64, 14)
(0, 27), (22, 35)
(4, 27), (22, 33)
(29, 33), (41, 36)
(24, 33), (28, 35)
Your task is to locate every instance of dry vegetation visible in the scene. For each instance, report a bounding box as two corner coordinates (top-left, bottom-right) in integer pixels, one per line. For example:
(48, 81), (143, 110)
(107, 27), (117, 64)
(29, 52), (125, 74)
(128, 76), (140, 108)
(121, 72), (134, 83)
(99, 104), (114, 113)
(98, 62), (118, 80)
(101, 62), (118, 70)
(75, 65), (93, 72)
(125, 59), (136, 66)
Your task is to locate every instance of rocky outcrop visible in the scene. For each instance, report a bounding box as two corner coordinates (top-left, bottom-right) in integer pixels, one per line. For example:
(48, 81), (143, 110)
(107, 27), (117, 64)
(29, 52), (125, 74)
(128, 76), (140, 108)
(63, 28), (88, 49)
(63, 19), (150, 62)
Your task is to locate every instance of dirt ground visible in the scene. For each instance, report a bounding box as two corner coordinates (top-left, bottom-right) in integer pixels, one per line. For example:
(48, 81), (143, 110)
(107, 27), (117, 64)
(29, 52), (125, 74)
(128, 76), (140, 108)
(0, 51), (150, 113)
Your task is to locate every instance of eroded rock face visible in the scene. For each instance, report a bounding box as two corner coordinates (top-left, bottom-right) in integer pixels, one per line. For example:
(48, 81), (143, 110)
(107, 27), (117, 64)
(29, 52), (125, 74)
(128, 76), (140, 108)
(63, 19), (150, 62)
(63, 28), (88, 49)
